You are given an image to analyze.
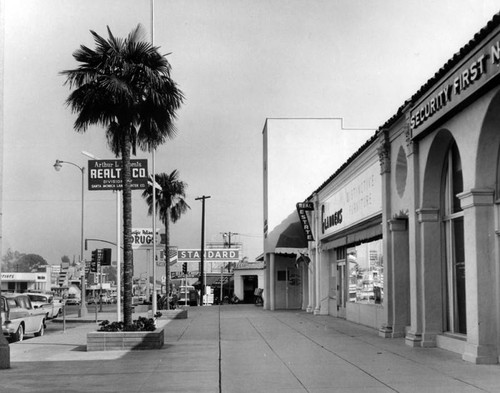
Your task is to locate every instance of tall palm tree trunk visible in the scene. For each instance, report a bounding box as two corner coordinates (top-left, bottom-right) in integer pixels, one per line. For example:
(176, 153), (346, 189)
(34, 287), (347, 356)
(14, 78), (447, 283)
(121, 131), (134, 326)
(164, 207), (170, 303)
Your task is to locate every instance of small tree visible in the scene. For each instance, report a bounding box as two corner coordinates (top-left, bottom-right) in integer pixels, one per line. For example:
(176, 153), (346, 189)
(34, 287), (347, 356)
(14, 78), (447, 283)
(142, 170), (190, 304)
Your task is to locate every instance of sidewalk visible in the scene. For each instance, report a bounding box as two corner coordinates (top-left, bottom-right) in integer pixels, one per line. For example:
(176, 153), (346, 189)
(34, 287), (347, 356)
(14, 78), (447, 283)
(1, 305), (500, 392)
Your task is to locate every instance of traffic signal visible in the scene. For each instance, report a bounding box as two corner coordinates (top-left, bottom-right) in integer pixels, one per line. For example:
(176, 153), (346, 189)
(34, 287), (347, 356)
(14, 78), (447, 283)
(90, 250), (98, 272)
(182, 262), (188, 275)
(102, 248), (112, 266)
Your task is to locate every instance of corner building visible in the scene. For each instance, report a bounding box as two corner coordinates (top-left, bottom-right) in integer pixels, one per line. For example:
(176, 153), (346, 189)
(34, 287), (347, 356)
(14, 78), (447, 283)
(303, 13), (500, 364)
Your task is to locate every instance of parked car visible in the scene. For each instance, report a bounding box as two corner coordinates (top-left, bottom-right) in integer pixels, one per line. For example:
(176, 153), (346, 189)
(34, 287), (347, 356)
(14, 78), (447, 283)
(99, 293), (112, 304)
(178, 286), (198, 306)
(1, 293), (46, 342)
(65, 294), (81, 306)
(25, 292), (63, 319)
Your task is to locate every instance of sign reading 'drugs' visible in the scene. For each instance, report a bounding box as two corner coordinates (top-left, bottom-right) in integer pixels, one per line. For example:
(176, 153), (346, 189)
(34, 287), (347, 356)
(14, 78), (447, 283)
(131, 228), (160, 250)
(88, 159), (148, 191)
(178, 249), (240, 261)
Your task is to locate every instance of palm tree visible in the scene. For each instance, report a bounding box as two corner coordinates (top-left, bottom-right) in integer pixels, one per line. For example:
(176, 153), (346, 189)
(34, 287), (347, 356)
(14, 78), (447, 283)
(61, 25), (184, 326)
(142, 170), (190, 305)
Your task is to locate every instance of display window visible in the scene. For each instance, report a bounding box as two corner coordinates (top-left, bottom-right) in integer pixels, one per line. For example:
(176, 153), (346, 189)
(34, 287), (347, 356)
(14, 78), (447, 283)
(347, 238), (383, 304)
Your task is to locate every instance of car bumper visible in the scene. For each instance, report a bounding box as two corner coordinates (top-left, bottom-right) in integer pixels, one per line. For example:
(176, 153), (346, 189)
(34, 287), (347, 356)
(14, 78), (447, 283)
(2, 322), (18, 336)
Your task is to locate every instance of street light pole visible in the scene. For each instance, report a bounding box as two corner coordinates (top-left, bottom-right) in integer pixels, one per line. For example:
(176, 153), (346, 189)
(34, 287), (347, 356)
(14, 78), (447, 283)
(195, 195), (210, 305)
(54, 159), (88, 317)
(81, 151), (122, 322)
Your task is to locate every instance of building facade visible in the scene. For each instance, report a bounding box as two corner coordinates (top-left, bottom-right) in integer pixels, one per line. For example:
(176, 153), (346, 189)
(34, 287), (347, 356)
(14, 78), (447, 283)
(308, 136), (382, 329)
(0, 271), (51, 293)
(266, 13), (500, 364)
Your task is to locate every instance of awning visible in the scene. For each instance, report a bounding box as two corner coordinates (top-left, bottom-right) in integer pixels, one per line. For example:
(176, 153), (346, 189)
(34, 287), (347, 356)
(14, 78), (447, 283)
(265, 211), (309, 255)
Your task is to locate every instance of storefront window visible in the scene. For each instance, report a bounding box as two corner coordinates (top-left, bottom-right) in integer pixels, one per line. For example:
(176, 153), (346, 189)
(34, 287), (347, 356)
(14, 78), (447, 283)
(443, 141), (466, 334)
(496, 144), (500, 199)
(348, 239), (383, 304)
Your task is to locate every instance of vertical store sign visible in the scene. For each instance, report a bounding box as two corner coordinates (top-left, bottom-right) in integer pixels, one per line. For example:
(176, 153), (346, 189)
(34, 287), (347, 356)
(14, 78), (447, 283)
(296, 202), (314, 241)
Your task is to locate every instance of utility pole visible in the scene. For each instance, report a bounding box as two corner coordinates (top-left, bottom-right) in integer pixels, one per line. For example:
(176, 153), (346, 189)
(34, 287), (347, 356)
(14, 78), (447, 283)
(222, 232), (238, 248)
(196, 195), (210, 305)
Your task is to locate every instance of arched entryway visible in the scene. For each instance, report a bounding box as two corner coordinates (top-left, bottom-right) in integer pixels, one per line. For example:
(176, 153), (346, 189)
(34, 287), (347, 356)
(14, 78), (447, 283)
(419, 129), (462, 343)
(417, 87), (500, 363)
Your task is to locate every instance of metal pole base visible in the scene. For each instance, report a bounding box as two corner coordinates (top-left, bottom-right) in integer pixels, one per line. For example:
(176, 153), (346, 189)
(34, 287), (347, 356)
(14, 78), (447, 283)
(78, 303), (89, 318)
(0, 335), (10, 369)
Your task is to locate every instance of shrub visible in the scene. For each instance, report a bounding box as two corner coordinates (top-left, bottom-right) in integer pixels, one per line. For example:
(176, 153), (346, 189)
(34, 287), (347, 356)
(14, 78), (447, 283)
(98, 316), (158, 332)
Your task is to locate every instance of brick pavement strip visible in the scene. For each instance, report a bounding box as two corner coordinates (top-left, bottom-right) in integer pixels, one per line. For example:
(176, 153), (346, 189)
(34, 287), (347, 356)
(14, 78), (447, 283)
(1, 306), (500, 393)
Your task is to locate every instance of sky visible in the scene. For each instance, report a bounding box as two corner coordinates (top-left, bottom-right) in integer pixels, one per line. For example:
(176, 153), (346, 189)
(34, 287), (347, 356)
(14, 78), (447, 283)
(2, 0), (500, 276)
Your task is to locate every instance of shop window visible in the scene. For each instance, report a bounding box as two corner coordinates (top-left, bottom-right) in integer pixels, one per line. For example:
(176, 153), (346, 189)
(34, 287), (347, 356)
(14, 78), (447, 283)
(348, 239), (383, 304)
(496, 144), (500, 200)
(442, 141), (466, 334)
(277, 271), (286, 281)
(395, 145), (408, 198)
(336, 247), (346, 261)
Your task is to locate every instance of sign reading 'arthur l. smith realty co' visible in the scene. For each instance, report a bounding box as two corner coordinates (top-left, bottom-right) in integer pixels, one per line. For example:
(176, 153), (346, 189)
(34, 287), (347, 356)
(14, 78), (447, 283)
(87, 159), (148, 190)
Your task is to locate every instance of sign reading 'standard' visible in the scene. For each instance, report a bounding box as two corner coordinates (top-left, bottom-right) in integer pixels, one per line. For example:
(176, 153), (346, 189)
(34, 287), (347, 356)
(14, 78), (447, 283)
(177, 249), (240, 261)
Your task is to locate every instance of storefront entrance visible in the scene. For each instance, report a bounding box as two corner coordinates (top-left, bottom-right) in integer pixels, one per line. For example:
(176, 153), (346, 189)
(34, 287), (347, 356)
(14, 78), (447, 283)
(336, 260), (347, 318)
(242, 275), (258, 303)
(276, 266), (302, 309)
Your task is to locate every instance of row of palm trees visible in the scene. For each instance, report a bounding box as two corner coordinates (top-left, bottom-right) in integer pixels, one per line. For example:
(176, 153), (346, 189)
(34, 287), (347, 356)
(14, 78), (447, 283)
(62, 25), (188, 327)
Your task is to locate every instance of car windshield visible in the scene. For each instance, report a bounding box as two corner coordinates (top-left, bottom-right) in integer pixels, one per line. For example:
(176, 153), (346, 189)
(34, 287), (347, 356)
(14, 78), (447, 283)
(28, 295), (48, 302)
(7, 298), (18, 308)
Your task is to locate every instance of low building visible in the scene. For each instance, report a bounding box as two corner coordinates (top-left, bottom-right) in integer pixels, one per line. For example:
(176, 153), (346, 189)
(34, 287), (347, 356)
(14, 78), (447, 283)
(0, 271), (51, 293)
(233, 259), (265, 304)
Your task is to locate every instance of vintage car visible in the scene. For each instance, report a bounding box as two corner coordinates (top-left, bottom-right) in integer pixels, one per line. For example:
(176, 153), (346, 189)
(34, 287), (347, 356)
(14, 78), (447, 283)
(1, 293), (46, 342)
(178, 285), (198, 306)
(65, 293), (81, 306)
(25, 292), (63, 319)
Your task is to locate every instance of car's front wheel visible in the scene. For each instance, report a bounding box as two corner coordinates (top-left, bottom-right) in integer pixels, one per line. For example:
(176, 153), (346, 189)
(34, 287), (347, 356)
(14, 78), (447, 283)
(12, 325), (24, 342)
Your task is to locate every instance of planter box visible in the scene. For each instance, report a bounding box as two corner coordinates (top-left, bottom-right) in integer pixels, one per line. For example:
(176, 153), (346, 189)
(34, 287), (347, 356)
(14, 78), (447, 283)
(132, 304), (152, 313)
(161, 309), (188, 319)
(87, 328), (164, 351)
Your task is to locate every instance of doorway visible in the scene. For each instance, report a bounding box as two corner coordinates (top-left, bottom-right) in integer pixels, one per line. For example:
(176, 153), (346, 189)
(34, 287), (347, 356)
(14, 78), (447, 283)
(242, 275), (258, 303)
(276, 266), (302, 309)
(336, 247), (347, 318)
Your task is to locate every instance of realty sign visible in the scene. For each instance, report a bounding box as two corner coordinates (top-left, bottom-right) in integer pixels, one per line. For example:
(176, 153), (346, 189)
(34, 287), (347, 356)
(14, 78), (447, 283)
(88, 159), (148, 190)
(178, 249), (240, 261)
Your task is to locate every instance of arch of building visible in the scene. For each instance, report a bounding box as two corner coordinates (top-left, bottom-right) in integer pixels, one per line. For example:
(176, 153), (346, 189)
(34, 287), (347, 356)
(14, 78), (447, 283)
(413, 86), (500, 364)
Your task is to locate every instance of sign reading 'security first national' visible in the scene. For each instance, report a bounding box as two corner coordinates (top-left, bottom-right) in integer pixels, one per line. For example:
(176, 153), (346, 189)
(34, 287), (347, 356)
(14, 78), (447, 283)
(411, 30), (500, 137)
(88, 159), (148, 190)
